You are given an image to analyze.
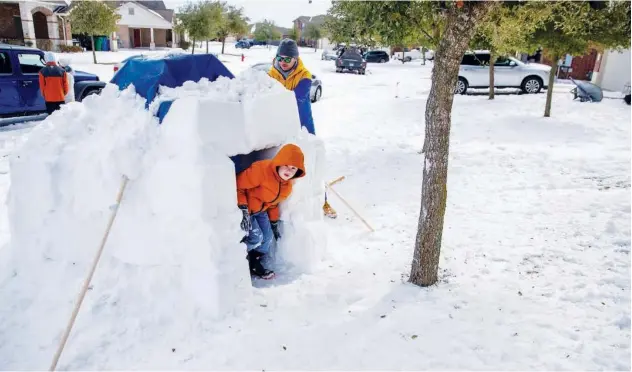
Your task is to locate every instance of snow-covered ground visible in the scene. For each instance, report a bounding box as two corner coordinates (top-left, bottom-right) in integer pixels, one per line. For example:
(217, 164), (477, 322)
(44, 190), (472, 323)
(0, 43), (630, 370)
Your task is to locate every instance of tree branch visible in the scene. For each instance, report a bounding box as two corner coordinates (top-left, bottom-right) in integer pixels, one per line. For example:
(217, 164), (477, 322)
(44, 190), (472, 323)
(420, 28), (437, 45)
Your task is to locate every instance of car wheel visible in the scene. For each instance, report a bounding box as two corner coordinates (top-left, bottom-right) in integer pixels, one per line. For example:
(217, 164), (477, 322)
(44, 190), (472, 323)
(312, 86), (322, 103)
(379, 58), (386, 63)
(521, 76), (543, 94)
(454, 77), (468, 95)
(405, 56), (412, 62)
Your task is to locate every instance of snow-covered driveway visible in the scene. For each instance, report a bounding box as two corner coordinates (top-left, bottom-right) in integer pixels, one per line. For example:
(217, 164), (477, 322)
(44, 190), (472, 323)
(0, 45), (629, 370)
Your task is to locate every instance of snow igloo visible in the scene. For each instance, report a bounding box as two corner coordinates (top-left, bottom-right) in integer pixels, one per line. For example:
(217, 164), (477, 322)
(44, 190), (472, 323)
(0, 54), (326, 368)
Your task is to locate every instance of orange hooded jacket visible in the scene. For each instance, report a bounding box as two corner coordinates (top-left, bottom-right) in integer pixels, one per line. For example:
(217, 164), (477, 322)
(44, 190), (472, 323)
(236, 144), (306, 222)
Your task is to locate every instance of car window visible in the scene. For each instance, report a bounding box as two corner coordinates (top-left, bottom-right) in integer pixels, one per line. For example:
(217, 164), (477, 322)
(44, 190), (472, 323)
(475, 54), (490, 65)
(494, 57), (511, 66)
(0, 52), (12, 74)
(461, 54), (480, 66)
(18, 53), (45, 74)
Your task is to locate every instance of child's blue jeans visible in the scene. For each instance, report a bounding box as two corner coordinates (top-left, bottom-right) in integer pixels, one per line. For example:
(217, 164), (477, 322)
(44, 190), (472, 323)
(244, 212), (274, 255)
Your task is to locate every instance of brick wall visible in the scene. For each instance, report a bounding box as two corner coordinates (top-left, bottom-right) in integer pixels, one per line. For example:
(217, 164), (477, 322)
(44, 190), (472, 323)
(0, 3), (22, 39)
(57, 17), (71, 42)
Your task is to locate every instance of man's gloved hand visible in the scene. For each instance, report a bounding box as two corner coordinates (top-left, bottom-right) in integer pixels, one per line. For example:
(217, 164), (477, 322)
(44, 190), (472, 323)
(239, 205), (251, 232)
(270, 220), (281, 240)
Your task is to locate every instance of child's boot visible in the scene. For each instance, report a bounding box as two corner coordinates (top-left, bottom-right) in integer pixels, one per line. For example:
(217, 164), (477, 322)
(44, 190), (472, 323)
(247, 250), (275, 279)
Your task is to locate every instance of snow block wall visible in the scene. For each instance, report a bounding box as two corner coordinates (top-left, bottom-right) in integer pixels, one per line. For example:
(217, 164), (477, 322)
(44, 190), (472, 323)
(0, 70), (326, 368)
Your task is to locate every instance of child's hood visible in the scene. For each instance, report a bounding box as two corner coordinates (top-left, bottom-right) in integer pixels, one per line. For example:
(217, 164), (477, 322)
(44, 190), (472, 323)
(272, 144), (306, 179)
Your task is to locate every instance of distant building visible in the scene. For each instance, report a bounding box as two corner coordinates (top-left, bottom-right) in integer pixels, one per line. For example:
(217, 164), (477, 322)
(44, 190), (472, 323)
(592, 49), (631, 92)
(0, 0), (73, 51)
(109, 1), (176, 50)
(292, 15), (330, 49)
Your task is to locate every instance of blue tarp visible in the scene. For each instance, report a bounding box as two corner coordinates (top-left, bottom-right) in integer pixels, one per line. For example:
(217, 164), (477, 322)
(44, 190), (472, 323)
(110, 53), (234, 108)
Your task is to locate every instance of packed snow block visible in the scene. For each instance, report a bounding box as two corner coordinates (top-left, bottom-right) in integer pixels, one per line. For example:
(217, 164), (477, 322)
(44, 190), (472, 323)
(196, 90), (300, 156)
(275, 132), (328, 273)
(105, 97), (251, 318)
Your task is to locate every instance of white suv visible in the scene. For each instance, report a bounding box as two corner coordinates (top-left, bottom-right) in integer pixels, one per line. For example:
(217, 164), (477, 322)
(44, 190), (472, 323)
(455, 51), (551, 94)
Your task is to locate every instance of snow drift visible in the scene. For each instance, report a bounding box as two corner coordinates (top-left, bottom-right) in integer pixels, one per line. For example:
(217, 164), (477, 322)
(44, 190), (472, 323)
(0, 70), (326, 369)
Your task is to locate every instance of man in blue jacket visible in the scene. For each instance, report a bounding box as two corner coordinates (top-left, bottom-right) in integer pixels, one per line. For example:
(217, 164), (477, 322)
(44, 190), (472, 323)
(268, 39), (337, 218)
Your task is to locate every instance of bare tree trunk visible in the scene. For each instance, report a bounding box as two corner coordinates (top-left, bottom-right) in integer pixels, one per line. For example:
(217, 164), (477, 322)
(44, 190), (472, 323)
(410, 2), (493, 287)
(422, 47), (426, 66)
(91, 35), (97, 64)
(402, 50), (406, 64)
(221, 38), (226, 54)
(206, 40), (209, 54)
(192, 38), (195, 55)
(489, 52), (497, 100)
(544, 55), (558, 117)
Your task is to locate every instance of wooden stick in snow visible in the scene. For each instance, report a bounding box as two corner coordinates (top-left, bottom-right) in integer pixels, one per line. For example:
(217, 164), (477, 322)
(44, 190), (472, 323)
(49, 175), (129, 371)
(327, 176), (346, 187)
(326, 183), (375, 232)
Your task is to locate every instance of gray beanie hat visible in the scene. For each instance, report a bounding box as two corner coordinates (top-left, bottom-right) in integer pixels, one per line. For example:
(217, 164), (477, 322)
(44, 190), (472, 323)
(277, 38), (299, 58)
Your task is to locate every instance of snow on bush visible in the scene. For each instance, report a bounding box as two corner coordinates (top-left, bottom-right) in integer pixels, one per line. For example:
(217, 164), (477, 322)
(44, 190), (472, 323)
(0, 71), (326, 368)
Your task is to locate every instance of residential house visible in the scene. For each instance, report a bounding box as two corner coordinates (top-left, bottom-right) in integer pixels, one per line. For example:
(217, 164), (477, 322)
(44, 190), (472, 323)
(248, 23), (291, 46)
(109, 1), (176, 50)
(0, 0), (73, 51)
(292, 15), (330, 49)
(592, 49), (631, 92)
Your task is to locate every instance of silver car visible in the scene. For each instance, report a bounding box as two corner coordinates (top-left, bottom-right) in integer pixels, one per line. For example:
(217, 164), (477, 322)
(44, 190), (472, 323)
(321, 49), (338, 61)
(252, 62), (323, 103)
(456, 51), (551, 95)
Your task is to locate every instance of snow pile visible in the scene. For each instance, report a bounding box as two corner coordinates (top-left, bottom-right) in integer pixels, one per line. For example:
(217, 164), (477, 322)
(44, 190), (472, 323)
(150, 70), (299, 156)
(151, 69), (286, 107)
(0, 72), (326, 368)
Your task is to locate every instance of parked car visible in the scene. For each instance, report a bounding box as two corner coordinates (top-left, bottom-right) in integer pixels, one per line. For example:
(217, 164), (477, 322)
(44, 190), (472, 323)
(363, 50), (390, 63)
(335, 49), (367, 74)
(393, 48), (434, 62)
(0, 43), (104, 118)
(113, 54), (143, 74)
(321, 49), (338, 61)
(235, 41), (251, 49)
(455, 51), (551, 95)
(251, 62), (323, 103)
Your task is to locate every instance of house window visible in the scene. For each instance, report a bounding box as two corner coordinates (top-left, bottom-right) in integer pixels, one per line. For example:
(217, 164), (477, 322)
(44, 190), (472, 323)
(128, 7), (134, 15)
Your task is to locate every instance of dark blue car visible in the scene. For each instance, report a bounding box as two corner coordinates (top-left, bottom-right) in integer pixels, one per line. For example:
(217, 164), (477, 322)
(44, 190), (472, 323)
(0, 43), (105, 118)
(235, 41), (251, 49)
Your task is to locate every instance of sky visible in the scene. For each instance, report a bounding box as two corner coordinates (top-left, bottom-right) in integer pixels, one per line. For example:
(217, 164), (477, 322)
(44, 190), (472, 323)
(163, 0), (332, 28)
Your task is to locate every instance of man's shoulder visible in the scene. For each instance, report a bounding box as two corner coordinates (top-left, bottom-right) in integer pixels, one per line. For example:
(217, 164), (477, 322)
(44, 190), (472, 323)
(40, 65), (65, 76)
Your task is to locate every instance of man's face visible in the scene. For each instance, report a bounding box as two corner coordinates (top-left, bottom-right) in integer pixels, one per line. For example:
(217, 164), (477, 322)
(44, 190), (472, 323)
(277, 55), (297, 71)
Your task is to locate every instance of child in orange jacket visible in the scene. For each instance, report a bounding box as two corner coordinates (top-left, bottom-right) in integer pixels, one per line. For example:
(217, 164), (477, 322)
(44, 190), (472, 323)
(236, 144), (306, 279)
